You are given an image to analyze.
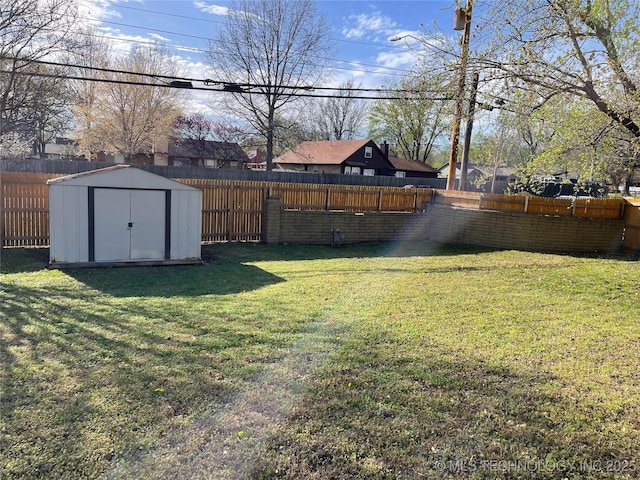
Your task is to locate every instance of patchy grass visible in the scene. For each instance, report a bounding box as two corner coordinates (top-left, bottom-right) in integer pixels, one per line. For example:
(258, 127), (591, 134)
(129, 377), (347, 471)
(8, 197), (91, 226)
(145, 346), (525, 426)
(1, 242), (639, 479)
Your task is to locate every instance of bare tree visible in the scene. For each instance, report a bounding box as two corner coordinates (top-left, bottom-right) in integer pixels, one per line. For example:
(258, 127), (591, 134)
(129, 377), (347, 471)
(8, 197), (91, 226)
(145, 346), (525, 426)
(67, 31), (113, 160)
(472, 0), (640, 181)
(205, 0), (334, 170)
(0, 0), (79, 141)
(172, 113), (249, 167)
(368, 75), (452, 162)
(80, 45), (184, 163)
(28, 65), (73, 156)
(312, 80), (368, 140)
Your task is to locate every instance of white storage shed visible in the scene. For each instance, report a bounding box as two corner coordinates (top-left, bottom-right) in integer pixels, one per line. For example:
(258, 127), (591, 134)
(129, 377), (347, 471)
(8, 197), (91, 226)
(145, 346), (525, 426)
(48, 165), (202, 267)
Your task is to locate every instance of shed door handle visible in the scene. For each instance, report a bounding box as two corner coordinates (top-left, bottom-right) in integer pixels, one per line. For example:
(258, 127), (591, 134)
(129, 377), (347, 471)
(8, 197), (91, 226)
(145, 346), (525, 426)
(128, 222), (133, 228)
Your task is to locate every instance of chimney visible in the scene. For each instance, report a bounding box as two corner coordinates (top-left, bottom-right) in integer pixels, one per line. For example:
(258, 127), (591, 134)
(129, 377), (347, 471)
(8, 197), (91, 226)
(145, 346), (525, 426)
(382, 141), (389, 158)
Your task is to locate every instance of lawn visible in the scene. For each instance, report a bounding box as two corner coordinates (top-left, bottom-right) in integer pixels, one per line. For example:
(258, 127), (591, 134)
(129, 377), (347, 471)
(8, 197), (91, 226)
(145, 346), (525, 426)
(1, 241), (639, 479)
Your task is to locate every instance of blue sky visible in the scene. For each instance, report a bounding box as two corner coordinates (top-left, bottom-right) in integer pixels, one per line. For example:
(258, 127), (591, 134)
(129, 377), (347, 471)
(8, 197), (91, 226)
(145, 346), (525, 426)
(84, 0), (461, 111)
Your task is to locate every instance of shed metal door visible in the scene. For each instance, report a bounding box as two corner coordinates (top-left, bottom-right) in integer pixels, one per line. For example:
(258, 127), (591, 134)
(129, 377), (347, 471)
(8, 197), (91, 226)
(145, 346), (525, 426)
(94, 188), (166, 261)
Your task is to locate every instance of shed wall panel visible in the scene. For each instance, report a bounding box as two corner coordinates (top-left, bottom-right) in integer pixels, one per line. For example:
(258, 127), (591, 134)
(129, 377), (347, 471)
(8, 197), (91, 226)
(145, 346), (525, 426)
(171, 189), (202, 259)
(49, 185), (88, 263)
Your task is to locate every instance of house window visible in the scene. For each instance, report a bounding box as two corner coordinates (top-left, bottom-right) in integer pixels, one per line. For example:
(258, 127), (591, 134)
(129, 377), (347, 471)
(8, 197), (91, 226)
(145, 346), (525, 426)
(173, 157), (190, 167)
(344, 166), (351, 174)
(364, 146), (373, 158)
(349, 167), (361, 175)
(363, 168), (375, 176)
(205, 159), (218, 168)
(395, 171), (406, 178)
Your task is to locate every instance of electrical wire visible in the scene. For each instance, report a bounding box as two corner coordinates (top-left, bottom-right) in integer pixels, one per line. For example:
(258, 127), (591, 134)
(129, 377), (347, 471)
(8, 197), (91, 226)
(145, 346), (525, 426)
(58, 26), (418, 79)
(0, 67), (452, 101)
(78, 16), (417, 77)
(109, 3), (403, 49)
(3, 57), (451, 96)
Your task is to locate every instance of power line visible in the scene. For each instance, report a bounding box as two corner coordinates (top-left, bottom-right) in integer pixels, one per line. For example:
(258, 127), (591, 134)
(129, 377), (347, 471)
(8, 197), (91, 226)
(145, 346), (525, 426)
(0, 67), (452, 101)
(5, 57), (450, 96)
(79, 15), (416, 76)
(68, 27), (414, 78)
(110, 4), (225, 26)
(110, 3), (397, 49)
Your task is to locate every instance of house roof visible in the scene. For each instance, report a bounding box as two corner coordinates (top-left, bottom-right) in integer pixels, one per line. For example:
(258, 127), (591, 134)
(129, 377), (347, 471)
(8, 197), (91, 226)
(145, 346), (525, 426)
(169, 139), (249, 162)
(388, 156), (438, 173)
(275, 139), (374, 166)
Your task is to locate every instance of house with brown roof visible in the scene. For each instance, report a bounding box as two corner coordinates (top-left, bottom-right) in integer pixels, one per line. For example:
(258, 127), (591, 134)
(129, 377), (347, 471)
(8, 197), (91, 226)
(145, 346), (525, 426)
(274, 139), (396, 176)
(387, 155), (438, 179)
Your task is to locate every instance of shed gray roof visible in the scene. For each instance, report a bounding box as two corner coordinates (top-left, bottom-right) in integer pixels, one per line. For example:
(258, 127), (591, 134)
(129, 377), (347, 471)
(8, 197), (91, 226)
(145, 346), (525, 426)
(46, 165), (200, 191)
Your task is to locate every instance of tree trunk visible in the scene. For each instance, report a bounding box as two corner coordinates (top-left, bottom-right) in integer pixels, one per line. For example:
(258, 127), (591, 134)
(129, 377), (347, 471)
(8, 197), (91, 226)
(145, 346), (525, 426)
(266, 106), (275, 171)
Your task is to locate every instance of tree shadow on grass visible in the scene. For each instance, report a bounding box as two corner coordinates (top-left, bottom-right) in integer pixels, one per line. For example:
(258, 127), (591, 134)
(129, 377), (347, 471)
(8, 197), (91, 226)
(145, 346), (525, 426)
(200, 240), (497, 265)
(0, 246), (50, 273)
(64, 261), (285, 298)
(248, 335), (638, 480)
(0, 278), (293, 479)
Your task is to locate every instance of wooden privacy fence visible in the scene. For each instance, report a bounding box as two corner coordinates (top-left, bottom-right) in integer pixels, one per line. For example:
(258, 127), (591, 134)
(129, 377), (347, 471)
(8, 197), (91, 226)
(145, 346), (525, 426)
(2, 171), (640, 249)
(0, 173), (433, 246)
(1, 173), (62, 246)
(177, 179), (433, 243)
(624, 199), (640, 250)
(433, 190), (626, 219)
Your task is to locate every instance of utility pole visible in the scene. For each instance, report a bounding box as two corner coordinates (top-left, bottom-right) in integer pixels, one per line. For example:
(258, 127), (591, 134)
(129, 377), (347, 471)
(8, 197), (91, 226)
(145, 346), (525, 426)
(460, 71), (479, 191)
(446, 1), (473, 190)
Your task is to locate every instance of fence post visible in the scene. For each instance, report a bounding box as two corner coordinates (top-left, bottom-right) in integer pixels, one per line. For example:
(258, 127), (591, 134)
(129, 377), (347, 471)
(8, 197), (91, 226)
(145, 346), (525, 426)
(325, 187), (331, 211)
(262, 196), (282, 244)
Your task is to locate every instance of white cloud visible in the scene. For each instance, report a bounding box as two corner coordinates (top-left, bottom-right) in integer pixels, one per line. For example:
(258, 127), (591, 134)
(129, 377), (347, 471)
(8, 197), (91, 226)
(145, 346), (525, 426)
(193, 1), (229, 16)
(376, 50), (417, 70)
(341, 12), (398, 40)
(149, 33), (170, 42)
(77, 0), (122, 23)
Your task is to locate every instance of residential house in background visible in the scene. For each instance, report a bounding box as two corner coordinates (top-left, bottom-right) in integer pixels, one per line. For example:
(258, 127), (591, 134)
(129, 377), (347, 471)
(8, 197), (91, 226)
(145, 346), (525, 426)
(274, 139), (396, 176)
(40, 136), (250, 169)
(42, 137), (80, 160)
(152, 136), (249, 168)
(246, 147), (266, 170)
(94, 150), (154, 165)
(438, 162), (516, 193)
(387, 155), (438, 179)
(167, 139), (250, 168)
